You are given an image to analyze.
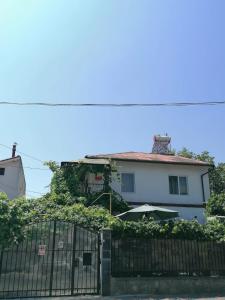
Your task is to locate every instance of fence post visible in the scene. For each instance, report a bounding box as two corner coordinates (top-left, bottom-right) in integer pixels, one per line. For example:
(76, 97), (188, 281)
(49, 221), (56, 296)
(100, 229), (111, 296)
(0, 248), (3, 280)
(71, 224), (76, 295)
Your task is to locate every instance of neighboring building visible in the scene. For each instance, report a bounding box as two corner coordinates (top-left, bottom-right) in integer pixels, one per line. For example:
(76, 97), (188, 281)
(62, 136), (211, 223)
(0, 144), (26, 199)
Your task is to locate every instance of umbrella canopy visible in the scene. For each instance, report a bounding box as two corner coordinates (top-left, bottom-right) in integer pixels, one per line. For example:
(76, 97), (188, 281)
(116, 204), (179, 221)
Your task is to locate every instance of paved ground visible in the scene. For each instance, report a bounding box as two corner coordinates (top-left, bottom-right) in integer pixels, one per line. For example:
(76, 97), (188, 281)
(8, 296), (225, 300)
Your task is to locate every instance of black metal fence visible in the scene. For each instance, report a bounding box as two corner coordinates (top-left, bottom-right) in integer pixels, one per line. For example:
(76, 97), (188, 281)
(0, 221), (100, 298)
(112, 238), (225, 277)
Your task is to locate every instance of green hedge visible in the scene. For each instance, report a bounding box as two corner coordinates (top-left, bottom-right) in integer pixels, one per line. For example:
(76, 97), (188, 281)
(1, 193), (225, 247)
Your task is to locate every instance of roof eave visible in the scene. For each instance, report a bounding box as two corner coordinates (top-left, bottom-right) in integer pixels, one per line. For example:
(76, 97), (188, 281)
(0, 155), (22, 163)
(61, 158), (110, 167)
(86, 156), (212, 167)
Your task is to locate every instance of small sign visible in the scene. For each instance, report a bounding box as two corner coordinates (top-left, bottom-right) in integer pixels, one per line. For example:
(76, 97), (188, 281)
(58, 241), (64, 249)
(83, 253), (92, 266)
(95, 173), (103, 181)
(38, 245), (46, 256)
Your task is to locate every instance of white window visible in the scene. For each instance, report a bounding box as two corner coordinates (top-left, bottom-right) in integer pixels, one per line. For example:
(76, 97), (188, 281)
(169, 176), (188, 195)
(121, 173), (135, 193)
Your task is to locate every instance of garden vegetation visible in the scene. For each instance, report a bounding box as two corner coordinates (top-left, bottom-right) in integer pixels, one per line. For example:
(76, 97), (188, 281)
(1, 149), (225, 247)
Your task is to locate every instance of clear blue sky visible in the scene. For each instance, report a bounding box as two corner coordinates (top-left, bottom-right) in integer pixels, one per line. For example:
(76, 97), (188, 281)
(0, 0), (225, 196)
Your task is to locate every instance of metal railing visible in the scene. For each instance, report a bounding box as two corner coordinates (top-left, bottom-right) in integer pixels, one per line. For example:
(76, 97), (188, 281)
(0, 221), (100, 298)
(111, 238), (225, 277)
(78, 183), (104, 194)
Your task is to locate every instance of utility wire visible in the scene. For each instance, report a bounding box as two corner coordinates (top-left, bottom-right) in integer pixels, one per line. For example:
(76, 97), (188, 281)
(0, 164), (49, 170)
(24, 166), (49, 171)
(0, 143), (44, 163)
(26, 189), (45, 195)
(0, 181), (46, 196)
(0, 101), (224, 107)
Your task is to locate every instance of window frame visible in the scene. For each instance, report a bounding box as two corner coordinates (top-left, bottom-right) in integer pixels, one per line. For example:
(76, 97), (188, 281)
(0, 168), (5, 176)
(121, 172), (135, 193)
(169, 175), (188, 195)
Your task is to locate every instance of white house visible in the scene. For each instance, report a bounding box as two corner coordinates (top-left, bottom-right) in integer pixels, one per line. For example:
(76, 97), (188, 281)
(0, 144), (26, 199)
(62, 136), (211, 223)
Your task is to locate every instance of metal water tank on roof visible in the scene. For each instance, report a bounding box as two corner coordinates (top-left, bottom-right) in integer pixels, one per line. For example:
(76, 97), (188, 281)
(152, 135), (171, 154)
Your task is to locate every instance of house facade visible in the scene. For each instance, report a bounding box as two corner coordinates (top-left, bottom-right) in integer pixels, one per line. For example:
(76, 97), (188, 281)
(0, 145), (26, 199)
(84, 136), (211, 223)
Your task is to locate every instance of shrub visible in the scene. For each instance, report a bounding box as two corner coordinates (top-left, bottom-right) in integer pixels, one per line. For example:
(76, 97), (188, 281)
(2, 194), (225, 246)
(206, 193), (225, 216)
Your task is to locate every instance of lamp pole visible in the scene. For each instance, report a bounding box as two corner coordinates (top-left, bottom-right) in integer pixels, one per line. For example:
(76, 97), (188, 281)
(89, 192), (112, 214)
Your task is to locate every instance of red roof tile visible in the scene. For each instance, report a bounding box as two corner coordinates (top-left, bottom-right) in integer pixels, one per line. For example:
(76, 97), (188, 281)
(85, 152), (211, 166)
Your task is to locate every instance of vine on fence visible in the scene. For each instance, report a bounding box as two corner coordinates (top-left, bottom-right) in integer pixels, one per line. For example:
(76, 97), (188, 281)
(1, 192), (225, 247)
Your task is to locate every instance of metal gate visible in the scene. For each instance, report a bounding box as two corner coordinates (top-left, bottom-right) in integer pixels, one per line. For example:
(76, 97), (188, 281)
(0, 221), (100, 298)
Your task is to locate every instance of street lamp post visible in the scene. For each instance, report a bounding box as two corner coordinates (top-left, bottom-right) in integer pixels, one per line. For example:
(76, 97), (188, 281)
(89, 192), (112, 214)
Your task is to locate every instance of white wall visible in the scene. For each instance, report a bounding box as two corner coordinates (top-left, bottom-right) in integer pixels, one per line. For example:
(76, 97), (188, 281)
(160, 206), (206, 224)
(110, 161), (210, 205)
(0, 158), (26, 199)
(109, 161), (210, 223)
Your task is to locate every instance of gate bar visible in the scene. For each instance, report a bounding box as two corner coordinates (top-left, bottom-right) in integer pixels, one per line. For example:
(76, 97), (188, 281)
(97, 234), (101, 294)
(49, 221), (56, 296)
(71, 224), (76, 295)
(0, 248), (3, 280)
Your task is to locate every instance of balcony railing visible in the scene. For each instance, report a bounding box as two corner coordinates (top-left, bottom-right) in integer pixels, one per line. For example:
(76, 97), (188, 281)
(78, 182), (104, 194)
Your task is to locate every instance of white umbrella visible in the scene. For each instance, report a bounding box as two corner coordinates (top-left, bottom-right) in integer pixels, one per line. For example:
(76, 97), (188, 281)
(116, 204), (179, 221)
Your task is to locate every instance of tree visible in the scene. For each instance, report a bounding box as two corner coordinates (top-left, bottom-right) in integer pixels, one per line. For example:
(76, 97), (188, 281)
(0, 193), (33, 247)
(206, 193), (225, 216)
(177, 147), (195, 159)
(44, 161), (129, 213)
(177, 148), (225, 194)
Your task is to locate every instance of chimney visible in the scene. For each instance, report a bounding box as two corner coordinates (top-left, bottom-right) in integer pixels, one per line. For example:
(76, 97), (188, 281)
(152, 135), (171, 154)
(12, 143), (17, 158)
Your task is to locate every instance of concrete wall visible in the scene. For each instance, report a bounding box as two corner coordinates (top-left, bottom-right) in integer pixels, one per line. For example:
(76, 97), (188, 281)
(111, 276), (225, 296)
(0, 157), (26, 199)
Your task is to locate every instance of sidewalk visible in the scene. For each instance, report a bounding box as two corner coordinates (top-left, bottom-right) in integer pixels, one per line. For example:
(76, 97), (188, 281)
(8, 295), (225, 300)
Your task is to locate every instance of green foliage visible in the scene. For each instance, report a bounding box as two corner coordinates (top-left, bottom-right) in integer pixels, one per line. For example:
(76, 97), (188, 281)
(170, 219), (206, 240)
(204, 218), (225, 241)
(206, 193), (225, 216)
(211, 163), (225, 194)
(44, 160), (129, 213)
(178, 149), (225, 215)
(2, 149), (225, 247)
(177, 147), (195, 159)
(177, 148), (225, 194)
(86, 190), (130, 213)
(0, 193), (34, 247)
(112, 218), (225, 241)
(2, 192), (225, 245)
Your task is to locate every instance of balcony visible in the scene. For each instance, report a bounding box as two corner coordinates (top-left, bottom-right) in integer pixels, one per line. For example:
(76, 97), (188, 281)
(78, 182), (104, 194)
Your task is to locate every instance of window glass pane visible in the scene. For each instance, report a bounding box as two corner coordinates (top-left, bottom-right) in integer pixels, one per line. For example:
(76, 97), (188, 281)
(0, 168), (5, 175)
(169, 176), (178, 194)
(179, 177), (188, 195)
(121, 173), (134, 192)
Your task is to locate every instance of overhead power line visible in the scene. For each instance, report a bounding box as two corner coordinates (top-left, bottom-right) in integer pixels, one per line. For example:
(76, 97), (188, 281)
(26, 189), (45, 195)
(0, 164), (49, 170)
(0, 143), (44, 163)
(24, 166), (49, 171)
(0, 101), (224, 107)
(2, 165), (49, 171)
